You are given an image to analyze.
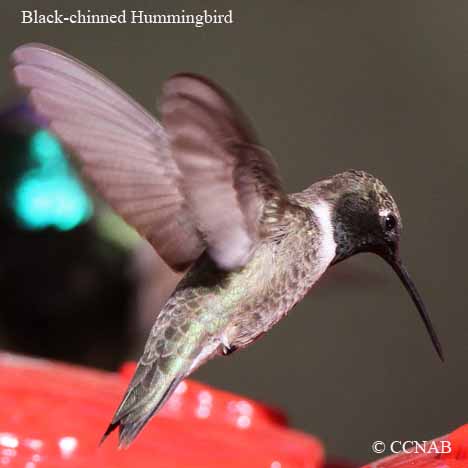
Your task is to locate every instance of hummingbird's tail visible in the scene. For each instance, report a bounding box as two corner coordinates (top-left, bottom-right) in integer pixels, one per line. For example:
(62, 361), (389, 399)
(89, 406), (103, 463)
(101, 359), (187, 448)
(101, 288), (219, 448)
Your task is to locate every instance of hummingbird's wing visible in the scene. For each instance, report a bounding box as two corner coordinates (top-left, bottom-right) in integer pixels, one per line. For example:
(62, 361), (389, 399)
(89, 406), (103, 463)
(159, 74), (285, 269)
(11, 44), (286, 271)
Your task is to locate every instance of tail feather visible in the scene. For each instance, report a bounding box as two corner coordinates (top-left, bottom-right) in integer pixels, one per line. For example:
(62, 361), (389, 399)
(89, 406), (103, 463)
(101, 364), (184, 448)
(100, 421), (119, 446)
(99, 298), (212, 448)
(117, 387), (170, 449)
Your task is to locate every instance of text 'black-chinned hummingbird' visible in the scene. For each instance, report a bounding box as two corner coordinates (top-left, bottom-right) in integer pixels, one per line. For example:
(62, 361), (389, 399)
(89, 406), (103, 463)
(11, 43), (444, 448)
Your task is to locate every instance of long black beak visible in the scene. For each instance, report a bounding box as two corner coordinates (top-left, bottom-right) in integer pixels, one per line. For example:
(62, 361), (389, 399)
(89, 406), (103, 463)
(381, 253), (444, 362)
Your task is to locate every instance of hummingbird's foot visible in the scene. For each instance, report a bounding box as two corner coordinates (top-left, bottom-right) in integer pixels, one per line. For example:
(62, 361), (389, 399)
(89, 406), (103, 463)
(222, 344), (237, 356)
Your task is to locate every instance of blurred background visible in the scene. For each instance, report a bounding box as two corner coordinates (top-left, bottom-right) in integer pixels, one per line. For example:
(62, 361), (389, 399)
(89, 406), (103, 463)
(0, 0), (467, 462)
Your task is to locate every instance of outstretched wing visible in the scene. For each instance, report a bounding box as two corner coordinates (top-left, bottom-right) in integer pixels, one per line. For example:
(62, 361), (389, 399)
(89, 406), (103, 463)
(11, 43), (285, 270)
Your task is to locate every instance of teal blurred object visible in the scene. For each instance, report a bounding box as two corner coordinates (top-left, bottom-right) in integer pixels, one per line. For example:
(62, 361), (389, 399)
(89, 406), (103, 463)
(13, 129), (93, 230)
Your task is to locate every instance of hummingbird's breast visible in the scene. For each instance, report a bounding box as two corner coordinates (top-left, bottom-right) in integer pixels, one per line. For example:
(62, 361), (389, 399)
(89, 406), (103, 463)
(154, 199), (337, 368)
(221, 199), (337, 349)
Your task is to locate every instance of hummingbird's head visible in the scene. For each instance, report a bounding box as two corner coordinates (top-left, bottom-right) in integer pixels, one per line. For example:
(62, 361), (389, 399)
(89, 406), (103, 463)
(315, 170), (443, 361)
(327, 170), (402, 263)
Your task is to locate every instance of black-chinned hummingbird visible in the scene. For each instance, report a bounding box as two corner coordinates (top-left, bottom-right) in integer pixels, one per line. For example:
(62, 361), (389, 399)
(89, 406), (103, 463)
(11, 44), (444, 448)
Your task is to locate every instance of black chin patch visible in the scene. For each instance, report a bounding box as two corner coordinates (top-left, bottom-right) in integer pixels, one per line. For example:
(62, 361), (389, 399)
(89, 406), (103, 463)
(332, 191), (380, 262)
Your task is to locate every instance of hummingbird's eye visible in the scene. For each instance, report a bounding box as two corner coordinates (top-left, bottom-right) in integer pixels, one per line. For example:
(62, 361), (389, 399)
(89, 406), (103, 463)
(384, 214), (397, 232)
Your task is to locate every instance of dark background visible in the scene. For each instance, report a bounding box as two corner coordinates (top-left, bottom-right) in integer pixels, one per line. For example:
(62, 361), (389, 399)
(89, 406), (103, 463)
(0, 0), (467, 461)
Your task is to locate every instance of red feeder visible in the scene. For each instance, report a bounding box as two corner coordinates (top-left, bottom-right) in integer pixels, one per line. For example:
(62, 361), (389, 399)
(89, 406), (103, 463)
(0, 353), (323, 467)
(1, 352), (466, 468)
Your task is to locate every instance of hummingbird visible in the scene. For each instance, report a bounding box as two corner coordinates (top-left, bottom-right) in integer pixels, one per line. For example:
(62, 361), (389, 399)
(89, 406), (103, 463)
(11, 43), (443, 448)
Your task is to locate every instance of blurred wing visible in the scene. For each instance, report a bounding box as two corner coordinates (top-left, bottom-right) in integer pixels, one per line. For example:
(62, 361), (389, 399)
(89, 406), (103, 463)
(11, 43), (201, 271)
(11, 44), (285, 271)
(161, 74), (285, 268)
